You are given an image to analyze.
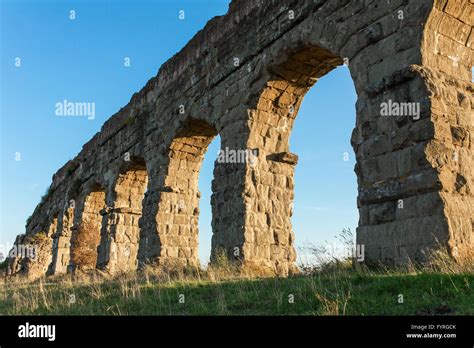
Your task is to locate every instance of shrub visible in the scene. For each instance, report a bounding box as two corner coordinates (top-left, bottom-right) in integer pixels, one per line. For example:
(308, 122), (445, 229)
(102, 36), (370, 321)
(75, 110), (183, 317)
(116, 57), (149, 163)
(121, 115), (135, 127)
(27, 231), (48, 244)
(40, 187), (52, 204)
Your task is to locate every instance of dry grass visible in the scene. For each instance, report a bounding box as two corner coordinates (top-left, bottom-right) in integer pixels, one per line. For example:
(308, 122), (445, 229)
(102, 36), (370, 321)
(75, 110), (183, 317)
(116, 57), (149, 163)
(1, 232), (472, 316)
(1, 262), (472, 315)
(425, 247), (474, 274)
(315, 291), (351, 315)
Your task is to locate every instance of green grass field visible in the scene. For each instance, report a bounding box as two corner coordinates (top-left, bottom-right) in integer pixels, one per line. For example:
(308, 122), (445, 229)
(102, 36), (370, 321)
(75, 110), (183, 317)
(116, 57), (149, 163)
(2, 235), (473, 316)
(1, 267), (472, 315)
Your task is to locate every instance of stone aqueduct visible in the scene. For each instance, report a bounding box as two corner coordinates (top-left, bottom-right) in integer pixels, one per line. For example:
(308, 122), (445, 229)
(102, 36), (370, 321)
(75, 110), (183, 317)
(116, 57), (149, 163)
(7, 0), (473, 279)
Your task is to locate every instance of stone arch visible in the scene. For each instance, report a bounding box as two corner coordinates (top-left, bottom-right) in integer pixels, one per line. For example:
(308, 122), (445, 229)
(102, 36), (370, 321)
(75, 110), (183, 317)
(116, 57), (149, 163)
(98, 158), (148, 272)
(223, 46), (345, 276)
(208, 0), (471, 275)
(7, 0), (473, 280)
(252, 46), (344, 152)
(139, 118), (218, 268)
(70, 184), (106, 271)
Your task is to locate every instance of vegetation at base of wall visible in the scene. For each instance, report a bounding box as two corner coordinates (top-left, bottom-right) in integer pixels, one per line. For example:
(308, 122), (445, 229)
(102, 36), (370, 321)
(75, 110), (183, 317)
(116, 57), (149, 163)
(1, 251), (472, 316)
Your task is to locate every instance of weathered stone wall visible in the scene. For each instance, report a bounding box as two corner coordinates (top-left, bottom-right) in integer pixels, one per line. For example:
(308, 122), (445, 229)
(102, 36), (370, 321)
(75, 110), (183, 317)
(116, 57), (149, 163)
(421, 0), (474, 262)
(6, 0), (473, 280)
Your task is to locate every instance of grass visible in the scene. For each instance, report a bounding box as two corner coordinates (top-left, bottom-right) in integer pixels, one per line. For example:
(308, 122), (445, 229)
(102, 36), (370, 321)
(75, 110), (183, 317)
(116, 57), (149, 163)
(1, 230), (472, 316)
(1, 264), (472, 316)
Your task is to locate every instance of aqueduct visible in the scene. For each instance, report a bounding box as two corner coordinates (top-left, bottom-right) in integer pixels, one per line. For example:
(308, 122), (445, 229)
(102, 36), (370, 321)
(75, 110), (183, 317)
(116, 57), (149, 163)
(7, 0), (473, 279)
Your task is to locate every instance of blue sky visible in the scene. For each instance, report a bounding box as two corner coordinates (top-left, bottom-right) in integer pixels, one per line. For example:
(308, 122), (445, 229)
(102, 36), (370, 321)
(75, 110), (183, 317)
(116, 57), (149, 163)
(0, 0), (358, 264)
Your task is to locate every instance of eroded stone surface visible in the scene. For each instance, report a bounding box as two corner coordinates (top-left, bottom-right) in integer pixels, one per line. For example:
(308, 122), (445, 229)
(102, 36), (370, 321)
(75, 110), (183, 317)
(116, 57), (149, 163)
(6, 0), (473, 280)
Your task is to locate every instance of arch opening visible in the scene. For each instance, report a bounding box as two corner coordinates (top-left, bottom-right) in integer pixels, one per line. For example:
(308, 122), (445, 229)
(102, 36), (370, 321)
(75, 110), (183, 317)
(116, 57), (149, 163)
(288, 66), (358, 267)
(197, 135), (221, 268)
(243, 45), (352, 275)
(156, 118), (218, 268)
(258, 46), (344, 152)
